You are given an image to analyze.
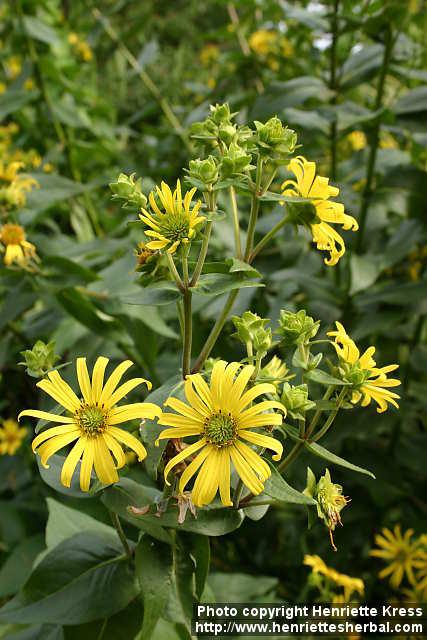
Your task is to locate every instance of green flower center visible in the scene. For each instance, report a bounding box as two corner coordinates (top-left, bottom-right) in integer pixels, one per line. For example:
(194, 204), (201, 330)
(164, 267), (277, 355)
(77, 404), (107, 435)
(159, 212), (190, 242)
(204, 410), (237, 447)
(344, 363), (370, 388)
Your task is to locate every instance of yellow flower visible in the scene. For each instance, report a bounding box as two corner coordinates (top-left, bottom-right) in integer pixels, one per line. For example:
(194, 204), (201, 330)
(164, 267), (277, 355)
(24, 78), (35, 91)
(282, 156), (358, 266)
(370, 526), (427, 588)
(157, 360), (285, 507)
(0, 160), (38, 208)
(304, 555), (364, 601)
(0, 223), (38, 267)
(249, 30), (277, 56)
(6, 56), (22, 79)
(19, 357), (161, 491)
(42, 162), (55, 173)
(199, 44), (219, 66)
(379, 131), (398, 149)
(259, 355), (290, 386)
(139, 180), (205, 254)
(0, 419), (27, 455)
(328, 321), (400, 413)
(68, 32), (79, 45)
(347, 130), (367, 151)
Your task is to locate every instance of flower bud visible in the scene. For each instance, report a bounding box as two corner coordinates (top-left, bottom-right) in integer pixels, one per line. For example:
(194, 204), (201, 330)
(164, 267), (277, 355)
(189, 156), (219, 186)
(220, 142), (252, 177)
(280, 383), (316, 419)
(277, 309), (319, 346)
(232, 311), (270, 348)
(259, 356), (291, 386)
(109, 173), (147, 210)
(210, 103), (232, 125)
(253, 326), (272, 355)
(255, 117), (297, 157)
(19, 340), (60, 378)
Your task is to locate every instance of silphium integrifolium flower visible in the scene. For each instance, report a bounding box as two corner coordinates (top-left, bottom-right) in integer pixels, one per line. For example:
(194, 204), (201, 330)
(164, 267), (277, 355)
(0, 161), (38, 209)
(280, 383), (316, 420)
(0, 223), (38, 267)
(304, 555), (364, 602)
(370, 526), (427, 589)
(281, 156), (358, 266)
(19, 357), (161, 491)
(304, 467), (349, 551)
(0, 419), (27, 456)
(328, 321), (400, 413)
(277, 309), (319, 347)
(139, 180), (205, 254)
(156, 360), (285, 507)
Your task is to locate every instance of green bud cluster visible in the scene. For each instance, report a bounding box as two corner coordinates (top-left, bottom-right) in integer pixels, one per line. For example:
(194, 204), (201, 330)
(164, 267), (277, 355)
(220, 142), (252, 178)
(109, 173), (147, 211)
(232, 311), (272, 355)
(188, 156), (219, 187)
(19, 340), (60, 378)
(277, 310), (320, 347)
(280, 383), (316, 419)
(254, 117), (297, 159)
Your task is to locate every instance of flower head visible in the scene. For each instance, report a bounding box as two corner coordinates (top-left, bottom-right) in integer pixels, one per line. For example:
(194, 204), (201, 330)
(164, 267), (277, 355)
(282, 156), (358, 266)
(249, 30), (277, 56)
(328, 321), (400, 413)
(259, 356), (290, 386)
(347, 130), (367, 151)
(0, 419), (27, 455)
(139, 180), (205, 254)
(0, 161), (38, 208)
(157, 361), (285, 507)
(19, 357), (161, 491)
(370, 526), (427, 589)
(0, 223), (38, 267)
(304, 555), (364, 602)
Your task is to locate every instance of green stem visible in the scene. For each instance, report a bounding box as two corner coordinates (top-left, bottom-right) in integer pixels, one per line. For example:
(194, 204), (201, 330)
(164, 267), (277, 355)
(312, 387), (347, 442)
(329, 0), (340, 181)
(244, 156), (263, 261)
(109, 511), (132, 561)
(356, 25), (394, 252)
(190, 221), (212, 286)
(229, 186), (242, 259)
(92, 8), (192, 153)
(306, 385), (336, 436)
(181, 250), (192, 378)
(233, 479), (244, 508)
(166, 253), (184, 291)
(250, 215), (290, 261)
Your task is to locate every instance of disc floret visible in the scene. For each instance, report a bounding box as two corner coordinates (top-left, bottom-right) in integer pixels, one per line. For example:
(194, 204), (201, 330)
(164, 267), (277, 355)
(204, 410), (237, 447)
(76, 404), (107, 435)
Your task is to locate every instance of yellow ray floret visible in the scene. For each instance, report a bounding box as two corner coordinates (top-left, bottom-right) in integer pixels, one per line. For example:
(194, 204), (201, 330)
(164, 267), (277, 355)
(0, 419), (27, 456)
(282, 156), (358, 266)
(327, 321), (400, 413)
(370, 525), (427, 589)
(19, 357), (161, 491)
(157, 360), (285, 507)
(0, 223), (38, 267)
(139, 179), (205, 254)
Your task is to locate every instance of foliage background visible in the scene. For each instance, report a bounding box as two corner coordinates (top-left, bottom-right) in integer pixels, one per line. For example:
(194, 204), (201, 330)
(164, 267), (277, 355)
(0, 0), (426, 637)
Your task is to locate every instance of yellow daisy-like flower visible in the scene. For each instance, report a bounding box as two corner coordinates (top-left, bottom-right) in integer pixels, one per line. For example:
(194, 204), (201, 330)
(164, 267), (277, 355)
(327, 321), (400, 413)
(249, 30), (277, 56)
(304, 555), (364, 602)
(0, 160), (38, 208)
(157, 360), (285, 507)
(259, 355), (290, 386)
(282, 156), (358, 266)
(347, 130), (367, 151)
(199, 43), (220, 66)
(0, 419), (27, 456)
(370, 526), (427, 589)
(19, 357), (161, 491)
(0, 223), (38, 267)
(139, 180), (205, 254)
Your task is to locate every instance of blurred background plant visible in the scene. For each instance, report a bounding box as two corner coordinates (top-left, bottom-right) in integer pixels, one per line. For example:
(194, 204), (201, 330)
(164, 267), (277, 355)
(0, 0), (426, 637)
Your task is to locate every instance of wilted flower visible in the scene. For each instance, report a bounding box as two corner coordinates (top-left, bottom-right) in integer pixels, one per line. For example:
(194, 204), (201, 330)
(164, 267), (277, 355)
(282, 156), (358, 266)
(304, 467), (349, 550)
(328, 321), (400, 413)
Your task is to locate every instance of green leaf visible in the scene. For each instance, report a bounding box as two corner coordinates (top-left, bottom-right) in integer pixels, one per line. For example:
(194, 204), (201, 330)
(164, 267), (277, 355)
(2, 624), (64, 639)
(103, 478), (245, 537)
(208, 572), (278, 602)
(140, 375), (183, 479)
(64, 599), (143, 640)
(193, 272), (263, 297)
(56, 288), (116, 335)
(36, 455), (96, 499)
(349, 254), (381, 295)
(339, 44), (384, 89)
(44, 498), (116, 551)
(304, 441), (376, 479)
(0, 89), (38, 120)
(0, 532), (138, 625)
(0, 535), (45, 598)
(135, 536), (173, 639)
(227, 258), (260, 277)
(189, 535), (210, 600)
(262, 463), (316, 505)
(251, 77), (332, 119)
(120, 281), (181, 306)
(173, 533), (196, 632)
(304, 369), (350, 386)
(22, 16), (60, 45)
(394, 86), (427, 115)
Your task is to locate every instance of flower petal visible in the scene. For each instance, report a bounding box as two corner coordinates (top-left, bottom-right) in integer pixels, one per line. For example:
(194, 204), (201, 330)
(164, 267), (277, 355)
(76, 358), (92, 404)
(18, 409), (75, 424)
(239, 430), (283, 461)
(107, 426), (147, 461)
(93, 436), (119, 485)
(80, 439), (95, 492)
(108, 402), (161, 424)
(61, 437), (87, 487)
(91, 357), (109, 404)
(32, 424), (79, 451)
(163, 439), (206, 484)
